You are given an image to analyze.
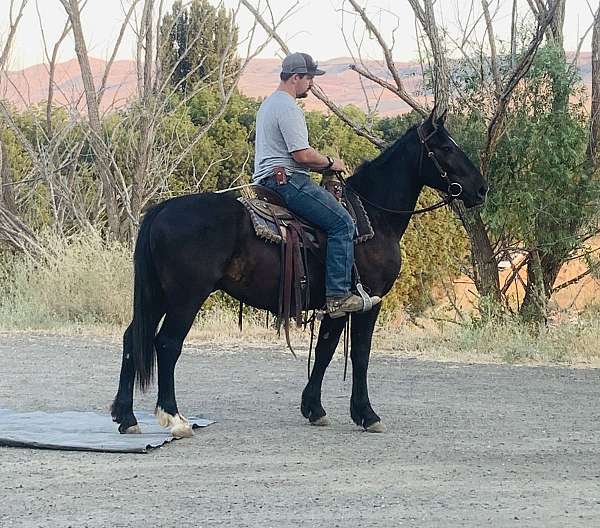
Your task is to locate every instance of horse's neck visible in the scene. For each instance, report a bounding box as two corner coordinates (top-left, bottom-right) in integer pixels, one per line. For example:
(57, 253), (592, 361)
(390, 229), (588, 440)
(349, 144), (423, 241)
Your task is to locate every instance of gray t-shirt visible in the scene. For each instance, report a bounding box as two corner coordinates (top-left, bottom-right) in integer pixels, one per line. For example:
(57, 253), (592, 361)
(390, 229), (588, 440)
(253, 91), (311, 182)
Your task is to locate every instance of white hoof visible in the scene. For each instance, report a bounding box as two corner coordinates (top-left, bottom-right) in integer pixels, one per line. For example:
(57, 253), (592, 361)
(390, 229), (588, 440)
(124, 424), (142, 434)
(155, 407), (194, 438)
(310, 416), (330, 426)
(365, 421), (386, 433)
(171, 414), (193, 439)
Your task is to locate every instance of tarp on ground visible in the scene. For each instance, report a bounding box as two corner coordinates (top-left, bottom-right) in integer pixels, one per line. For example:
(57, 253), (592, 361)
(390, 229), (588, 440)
(0, 408), (214, 453)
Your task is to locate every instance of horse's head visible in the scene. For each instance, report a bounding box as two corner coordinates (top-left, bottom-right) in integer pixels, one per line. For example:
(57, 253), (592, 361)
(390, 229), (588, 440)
(417, 109), (488, 209)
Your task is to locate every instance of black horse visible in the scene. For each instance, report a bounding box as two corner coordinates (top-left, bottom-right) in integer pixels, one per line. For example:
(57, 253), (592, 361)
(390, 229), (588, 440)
(111, 110), (488, 437)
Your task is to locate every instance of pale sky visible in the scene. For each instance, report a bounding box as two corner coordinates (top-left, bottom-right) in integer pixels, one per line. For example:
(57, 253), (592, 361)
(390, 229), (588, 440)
(0, 0), (596, 71)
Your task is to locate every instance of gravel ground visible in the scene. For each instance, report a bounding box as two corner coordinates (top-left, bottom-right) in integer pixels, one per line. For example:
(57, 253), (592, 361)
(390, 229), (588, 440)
(1, 332), (599, 527)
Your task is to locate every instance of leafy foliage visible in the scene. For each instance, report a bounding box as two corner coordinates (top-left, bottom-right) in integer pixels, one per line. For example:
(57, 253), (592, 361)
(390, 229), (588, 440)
(486, 45), (595, 256)
(451, 44), (600, 319)
(159, 0), (239, 93)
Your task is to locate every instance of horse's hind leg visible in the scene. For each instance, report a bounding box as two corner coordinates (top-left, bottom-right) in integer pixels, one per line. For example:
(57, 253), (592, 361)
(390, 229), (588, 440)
(154, 296), (208, 438)
(111, 324), (141, 433)
(301, 316), (347, 425)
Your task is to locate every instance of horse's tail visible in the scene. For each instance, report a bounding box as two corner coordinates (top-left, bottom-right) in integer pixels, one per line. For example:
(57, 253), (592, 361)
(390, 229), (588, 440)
(132, 202), (167, 392)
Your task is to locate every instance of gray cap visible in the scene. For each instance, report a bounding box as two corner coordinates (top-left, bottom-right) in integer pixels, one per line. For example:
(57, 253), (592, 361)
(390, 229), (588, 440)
(281, 52), (325, 76)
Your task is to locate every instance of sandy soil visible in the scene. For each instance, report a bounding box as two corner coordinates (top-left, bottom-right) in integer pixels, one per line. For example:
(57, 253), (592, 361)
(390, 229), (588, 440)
(1, 332), (599, 527)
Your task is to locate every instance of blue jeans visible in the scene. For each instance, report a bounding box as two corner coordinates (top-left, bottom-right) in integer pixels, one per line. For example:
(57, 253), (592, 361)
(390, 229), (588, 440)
(261, 172), (355, 298)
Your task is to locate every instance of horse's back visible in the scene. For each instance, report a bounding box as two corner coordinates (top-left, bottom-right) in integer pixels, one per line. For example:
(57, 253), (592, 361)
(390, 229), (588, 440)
(146, 192), (249, 286)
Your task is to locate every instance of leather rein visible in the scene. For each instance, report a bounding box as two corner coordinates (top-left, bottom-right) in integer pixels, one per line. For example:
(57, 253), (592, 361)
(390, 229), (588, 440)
(336, 122), (463, 216)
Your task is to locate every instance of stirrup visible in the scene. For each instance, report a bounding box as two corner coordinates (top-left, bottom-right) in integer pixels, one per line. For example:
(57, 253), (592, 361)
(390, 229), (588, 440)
(356, 283), (373, 312)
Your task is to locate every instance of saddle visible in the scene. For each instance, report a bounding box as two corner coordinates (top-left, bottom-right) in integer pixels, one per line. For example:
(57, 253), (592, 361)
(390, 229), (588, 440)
(237, 174), (374, 352)
(238, 176), (374, 246)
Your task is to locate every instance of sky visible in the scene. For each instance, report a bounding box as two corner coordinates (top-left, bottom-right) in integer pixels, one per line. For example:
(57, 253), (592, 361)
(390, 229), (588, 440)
(0, 0), (596, 70)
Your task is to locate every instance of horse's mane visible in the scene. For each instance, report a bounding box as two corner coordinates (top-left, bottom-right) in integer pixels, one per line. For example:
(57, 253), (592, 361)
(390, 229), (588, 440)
(353, 123), (420, 179)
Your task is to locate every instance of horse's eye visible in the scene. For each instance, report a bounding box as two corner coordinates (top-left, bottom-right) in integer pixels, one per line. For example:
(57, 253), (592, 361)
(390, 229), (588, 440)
(442, 145), (452, 153)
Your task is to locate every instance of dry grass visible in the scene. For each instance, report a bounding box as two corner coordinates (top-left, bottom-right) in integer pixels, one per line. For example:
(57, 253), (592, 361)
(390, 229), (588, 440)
(1, 236), (600, 367)
(0, 231), (133, 329)
(373, 311), (600, 367)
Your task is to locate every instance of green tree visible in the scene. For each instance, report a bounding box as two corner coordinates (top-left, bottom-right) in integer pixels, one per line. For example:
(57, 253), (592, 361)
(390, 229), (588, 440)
(489, 45), (597, 320)
(159, 0), (239, 93)
(453, 44), (599, 321)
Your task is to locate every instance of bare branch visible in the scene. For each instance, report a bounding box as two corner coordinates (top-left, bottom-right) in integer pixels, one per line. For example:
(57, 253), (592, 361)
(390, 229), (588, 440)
(553, 268), (597, 293)
(35, 2), (72, 137)
(348, 0), (428, 115)
(482, 1), (559, 173)
(97, 0), (141, 107)
(59, 0), (121, 238)
(510, 0), (518, 69)
(0, 0), (28, 69)
(408, 0), (449, 113)
(481, 0), (501, 98)
(347, 63), (425, 120)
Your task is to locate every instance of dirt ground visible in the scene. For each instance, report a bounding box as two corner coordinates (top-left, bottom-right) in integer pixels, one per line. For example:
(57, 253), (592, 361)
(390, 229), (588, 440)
(1, 332), (599, 528)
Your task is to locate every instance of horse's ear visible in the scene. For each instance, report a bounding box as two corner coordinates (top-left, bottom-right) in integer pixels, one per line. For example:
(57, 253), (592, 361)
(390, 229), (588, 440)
(421, 106), (436, 134)
(426, 106), (436, 125)
(436, 109), (448, 126)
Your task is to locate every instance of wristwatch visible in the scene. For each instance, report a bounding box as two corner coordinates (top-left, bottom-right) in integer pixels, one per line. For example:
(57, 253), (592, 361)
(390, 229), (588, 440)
(325, 156), (334, 170)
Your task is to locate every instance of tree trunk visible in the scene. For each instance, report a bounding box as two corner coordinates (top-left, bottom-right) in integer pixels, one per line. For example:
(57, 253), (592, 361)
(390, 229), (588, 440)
(550, 0), (566, 45)
(454, 203), (501, 303)
(129, 0), (156, 243)
(588, 5), (600, 167)
(62, 0), (121, 240)
(519, 250), (562, 322)
(408, 0), (449, 113)
(518, 0), (572, 324)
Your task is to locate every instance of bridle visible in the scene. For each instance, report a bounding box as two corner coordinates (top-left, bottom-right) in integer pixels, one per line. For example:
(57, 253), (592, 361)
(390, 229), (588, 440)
(338, 121), (463, 216)
(417, 123), (464, 200)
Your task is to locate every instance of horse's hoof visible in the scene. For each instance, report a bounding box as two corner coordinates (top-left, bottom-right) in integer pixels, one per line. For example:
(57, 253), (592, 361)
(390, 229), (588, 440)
(156, 407), (193, 438)
(171, 414), (193, 439)
(310, 416), (330, 427)
(365, 421), (386, 433)
(124, 424), (142, 434)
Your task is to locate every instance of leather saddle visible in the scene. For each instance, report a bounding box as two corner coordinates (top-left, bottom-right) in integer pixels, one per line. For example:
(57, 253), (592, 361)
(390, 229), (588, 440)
(238, 176), (374, 248)
(238, 185), (319, 247)
(235, 175), (374, 354)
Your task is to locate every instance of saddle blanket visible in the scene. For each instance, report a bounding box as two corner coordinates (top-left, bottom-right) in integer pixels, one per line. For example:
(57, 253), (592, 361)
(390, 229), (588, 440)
(239, 183), (374, 246)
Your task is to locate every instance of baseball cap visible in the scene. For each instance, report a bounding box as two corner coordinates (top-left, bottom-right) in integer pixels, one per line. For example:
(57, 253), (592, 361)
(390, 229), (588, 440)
(281, 52), (325, 76)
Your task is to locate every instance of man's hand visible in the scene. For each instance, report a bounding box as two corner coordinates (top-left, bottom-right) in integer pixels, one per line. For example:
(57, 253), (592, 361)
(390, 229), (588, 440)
(330, 158), (347, 173)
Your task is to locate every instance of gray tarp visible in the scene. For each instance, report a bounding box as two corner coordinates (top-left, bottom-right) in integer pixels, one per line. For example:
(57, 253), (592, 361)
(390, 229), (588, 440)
(0, 409), (214, 453)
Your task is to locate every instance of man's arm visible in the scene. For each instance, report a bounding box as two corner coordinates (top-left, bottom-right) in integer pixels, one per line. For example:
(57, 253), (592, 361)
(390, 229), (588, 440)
(292, 148), (347, 172)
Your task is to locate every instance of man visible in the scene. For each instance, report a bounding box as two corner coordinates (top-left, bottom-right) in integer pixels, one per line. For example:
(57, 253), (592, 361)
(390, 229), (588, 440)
(253, 52), (381, 319)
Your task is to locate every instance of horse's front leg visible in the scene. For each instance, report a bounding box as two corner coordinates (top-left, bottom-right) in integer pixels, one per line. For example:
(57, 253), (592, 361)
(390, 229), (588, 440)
(301, 316), (347, 425)
(350, 305), (385, 432)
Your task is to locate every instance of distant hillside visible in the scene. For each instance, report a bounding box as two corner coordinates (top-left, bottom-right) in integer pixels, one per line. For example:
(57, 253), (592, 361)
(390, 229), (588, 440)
(0, 54), (592, 116)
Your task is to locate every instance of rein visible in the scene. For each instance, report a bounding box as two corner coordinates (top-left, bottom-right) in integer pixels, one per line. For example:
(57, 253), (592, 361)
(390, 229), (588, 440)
(336, 122), (462, 216)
